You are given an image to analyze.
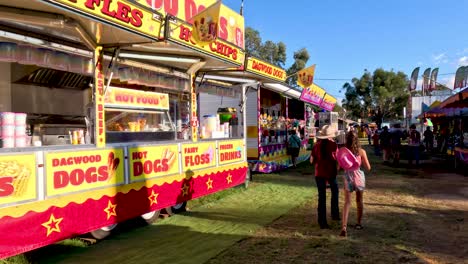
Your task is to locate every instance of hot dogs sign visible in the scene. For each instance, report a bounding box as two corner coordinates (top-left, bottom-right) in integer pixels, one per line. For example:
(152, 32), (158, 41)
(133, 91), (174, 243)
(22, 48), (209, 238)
(129, 145), (180, 181)
(45, 149), (125, 196)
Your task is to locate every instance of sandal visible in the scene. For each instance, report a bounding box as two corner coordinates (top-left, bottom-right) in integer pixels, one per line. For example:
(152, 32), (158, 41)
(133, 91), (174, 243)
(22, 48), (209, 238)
(339, 229), (347, 237)
(354, 224), (363, 230)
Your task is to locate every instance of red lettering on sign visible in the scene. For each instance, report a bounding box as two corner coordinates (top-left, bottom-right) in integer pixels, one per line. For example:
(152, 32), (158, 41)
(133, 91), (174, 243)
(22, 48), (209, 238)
(0, 177), (14, 197)
(184, 154), (210, 167)
(218, 16), (228, 40)
(220, 151), (242, 162)
(83, 0), (144, 28)
(53, 166), (109, 189)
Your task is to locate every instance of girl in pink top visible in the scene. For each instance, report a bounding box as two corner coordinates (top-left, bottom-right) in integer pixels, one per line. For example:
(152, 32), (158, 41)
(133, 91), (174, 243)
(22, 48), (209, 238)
(339, 132), (371, 237)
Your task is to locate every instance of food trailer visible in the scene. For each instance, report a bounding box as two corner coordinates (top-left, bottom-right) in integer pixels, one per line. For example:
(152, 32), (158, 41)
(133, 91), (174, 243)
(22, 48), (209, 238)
(0, 0), (248, 258)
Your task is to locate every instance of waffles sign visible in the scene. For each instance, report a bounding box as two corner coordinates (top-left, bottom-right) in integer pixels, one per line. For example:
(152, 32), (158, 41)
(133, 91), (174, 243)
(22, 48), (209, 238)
(0, 154), (37, 206)
(46, 0), (162, 40)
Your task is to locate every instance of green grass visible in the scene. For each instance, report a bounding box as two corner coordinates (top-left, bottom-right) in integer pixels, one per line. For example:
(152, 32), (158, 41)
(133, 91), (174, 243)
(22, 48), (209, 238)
(5, 169), (316, 264)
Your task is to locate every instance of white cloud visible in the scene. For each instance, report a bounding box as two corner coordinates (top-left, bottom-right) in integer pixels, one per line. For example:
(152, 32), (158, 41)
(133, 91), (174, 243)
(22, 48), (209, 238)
(438, 76), (455, 89)
(458, 56), (468, 66)
(417, 61), (423, 66)
(432, 53), (448, 64)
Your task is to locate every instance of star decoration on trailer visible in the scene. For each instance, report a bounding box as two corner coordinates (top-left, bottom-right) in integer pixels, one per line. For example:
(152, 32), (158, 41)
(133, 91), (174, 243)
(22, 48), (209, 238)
(104, 200), (117, 220)
(41, 214), (63, 237)
(148, 190), (159, 206)
(181, 183), (190, 196)
(206, 178), (213, 190)
(226, 174), (233, 184)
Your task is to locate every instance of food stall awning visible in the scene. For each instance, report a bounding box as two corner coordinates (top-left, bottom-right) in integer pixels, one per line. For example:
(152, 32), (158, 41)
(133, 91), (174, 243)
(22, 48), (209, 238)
(263, 83), (302, 99)
(439, 87), (468, 109)
(0, 0), (246, 73)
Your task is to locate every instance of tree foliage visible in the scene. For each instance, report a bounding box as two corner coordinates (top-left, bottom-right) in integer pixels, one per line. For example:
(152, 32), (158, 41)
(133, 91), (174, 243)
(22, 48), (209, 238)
(286, 48), (310, 86)
(341, 69), (410, 125)
(244, 27), (286, 67)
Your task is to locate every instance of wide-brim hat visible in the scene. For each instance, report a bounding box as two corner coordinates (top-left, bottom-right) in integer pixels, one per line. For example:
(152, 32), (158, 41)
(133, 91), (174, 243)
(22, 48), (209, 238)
(316, 125), (337, 139)
(337, 147), (360, 170)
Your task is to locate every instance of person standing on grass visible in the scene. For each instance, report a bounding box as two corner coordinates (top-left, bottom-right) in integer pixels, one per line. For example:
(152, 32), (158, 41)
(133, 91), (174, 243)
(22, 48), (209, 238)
(379, 126), (391, 163)
(408, 124), (421, 167)
(336, 131), (371, 237)
(310, 125), (339, 229)
(288, 128), (301, 168)
(423, 127), (434, 153)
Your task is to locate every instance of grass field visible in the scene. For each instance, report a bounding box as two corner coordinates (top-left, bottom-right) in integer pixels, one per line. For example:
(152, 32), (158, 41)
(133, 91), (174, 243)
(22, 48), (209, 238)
(3, 144), (467, 264)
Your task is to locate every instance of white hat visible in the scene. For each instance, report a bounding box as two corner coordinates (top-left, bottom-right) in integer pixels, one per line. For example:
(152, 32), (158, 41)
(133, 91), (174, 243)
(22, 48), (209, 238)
(316, 125), (337, 139)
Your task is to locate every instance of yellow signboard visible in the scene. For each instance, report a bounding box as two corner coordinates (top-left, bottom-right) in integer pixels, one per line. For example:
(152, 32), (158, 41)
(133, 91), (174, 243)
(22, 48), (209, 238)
(168, 20), (245, 65)
(129, 145), (180, 182)
(137, 0), (245, 49)
(218, 139), (244, 165)
(45, 149), (125, 196)
(182, 142), (216, 171)
(0, 154), (37, 207)
(47, 0), (163, 40)
(95, 47), (106, 147)
(321, 94), (337, 111)
(105, 87), (169, 110)
(297, 65), (316, 88)
(246, 57), (287, 82)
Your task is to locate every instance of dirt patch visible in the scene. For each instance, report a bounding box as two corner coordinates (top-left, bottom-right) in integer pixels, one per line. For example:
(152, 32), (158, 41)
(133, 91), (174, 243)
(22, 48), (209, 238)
(207, 157), (468, 264)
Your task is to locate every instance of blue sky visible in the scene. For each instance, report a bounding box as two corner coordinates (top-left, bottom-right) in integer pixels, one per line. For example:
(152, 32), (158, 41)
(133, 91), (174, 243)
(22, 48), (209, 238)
(222, 0), (468, 102)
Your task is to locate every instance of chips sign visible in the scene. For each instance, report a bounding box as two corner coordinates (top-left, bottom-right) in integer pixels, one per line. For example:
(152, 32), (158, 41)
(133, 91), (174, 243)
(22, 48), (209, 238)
(246, 57), (287, 82)
(46, 0), (162, 40)
(297, 65), (316, 88)
(0, 154), (37, 207)
(129, 145), (180, 182)
(137, 0), (245, 49)
(104, 87), (169, 110)
(45, 149), (125, 196)
(299, 83), (326, 107)
(170, 21), (245, 65)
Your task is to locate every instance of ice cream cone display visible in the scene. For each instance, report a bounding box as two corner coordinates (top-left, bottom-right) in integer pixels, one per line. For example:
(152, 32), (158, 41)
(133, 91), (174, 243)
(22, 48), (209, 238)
(0, 159), (31, 197)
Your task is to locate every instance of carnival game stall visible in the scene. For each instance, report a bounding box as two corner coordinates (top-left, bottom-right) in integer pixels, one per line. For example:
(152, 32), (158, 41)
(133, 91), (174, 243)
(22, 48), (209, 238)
(438, 88), (468, 171)
(0, 0), (248, 258)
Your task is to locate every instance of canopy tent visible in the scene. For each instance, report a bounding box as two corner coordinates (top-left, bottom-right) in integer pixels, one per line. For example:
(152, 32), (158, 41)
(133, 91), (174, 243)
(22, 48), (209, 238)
(439, 87), (468, 109)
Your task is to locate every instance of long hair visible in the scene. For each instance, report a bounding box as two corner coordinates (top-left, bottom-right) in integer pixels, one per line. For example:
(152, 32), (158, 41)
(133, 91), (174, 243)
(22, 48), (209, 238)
(345, 131), (360, 156)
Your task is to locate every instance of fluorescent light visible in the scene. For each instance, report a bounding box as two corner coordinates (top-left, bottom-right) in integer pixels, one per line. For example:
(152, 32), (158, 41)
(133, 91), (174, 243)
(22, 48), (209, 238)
(263, 83), (302, 99)
(119, 52), (200, 64)
(0, 30), (45, 45)
(203, 75), (256, 83)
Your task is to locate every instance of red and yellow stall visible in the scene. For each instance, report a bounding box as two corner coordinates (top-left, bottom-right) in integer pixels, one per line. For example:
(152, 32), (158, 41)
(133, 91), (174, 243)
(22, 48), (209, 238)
(0, 0), (247, 258)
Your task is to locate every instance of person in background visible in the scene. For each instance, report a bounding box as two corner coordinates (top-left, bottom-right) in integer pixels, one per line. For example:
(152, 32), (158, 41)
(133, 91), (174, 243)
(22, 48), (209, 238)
(288, 128), (301, 168)
(372, 129), (380, 156)
(379, 126), (391, 163)
(423, 127), (434, 153)
(390, 124), (404, 165)
(365, 126), (372, 145)
(408, 124), (421, 167)
(337, 131), (371, 237)
(310, 125), (339, 229)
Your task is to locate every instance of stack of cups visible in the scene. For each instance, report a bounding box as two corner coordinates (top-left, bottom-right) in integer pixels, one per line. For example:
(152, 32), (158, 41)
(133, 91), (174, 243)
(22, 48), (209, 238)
(1, 112), (16, 148)
(14, 113), (27, 148)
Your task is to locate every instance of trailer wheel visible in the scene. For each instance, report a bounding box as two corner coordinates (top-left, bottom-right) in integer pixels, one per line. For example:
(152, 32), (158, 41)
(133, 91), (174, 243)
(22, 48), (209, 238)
(141, 210), (161, 224)
(90, 224), (117, 239)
